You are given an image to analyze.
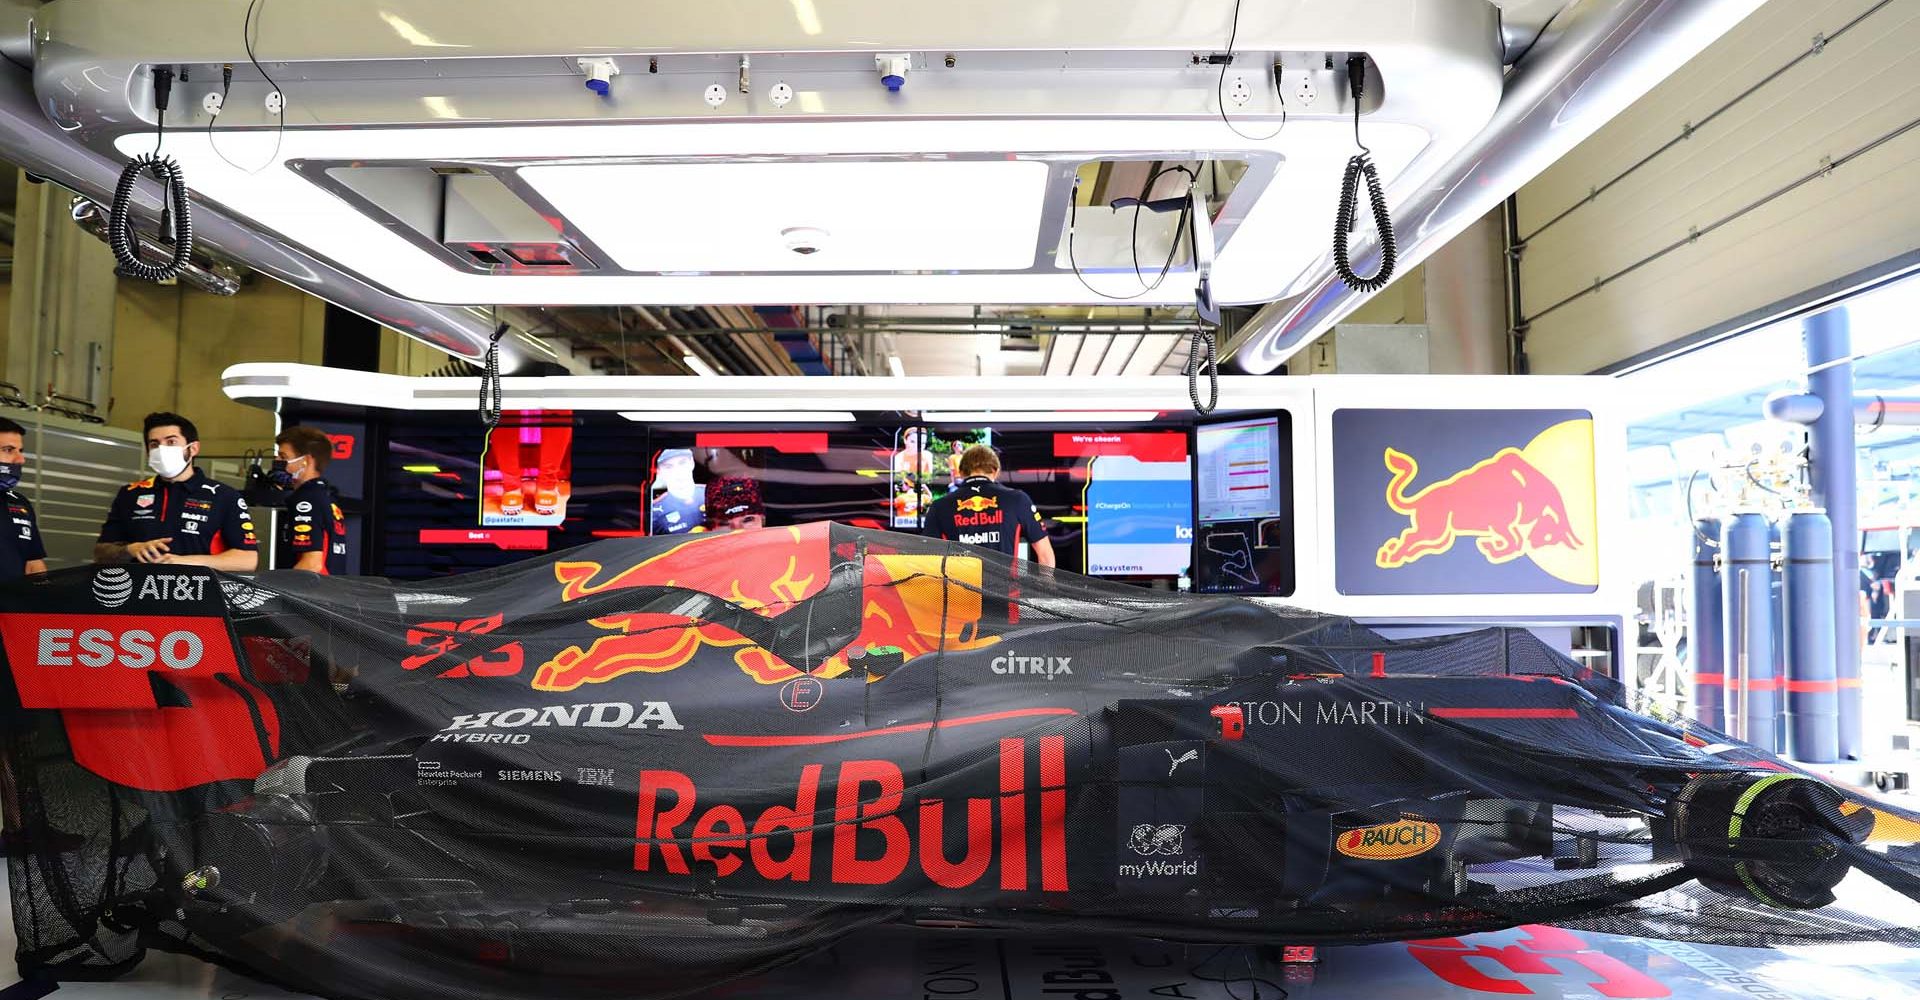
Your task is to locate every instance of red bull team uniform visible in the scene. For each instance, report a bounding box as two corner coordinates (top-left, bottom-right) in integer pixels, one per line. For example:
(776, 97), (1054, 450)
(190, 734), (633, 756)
(1, 486), (46, 580)
(924, 476), (1046, 559)
(97, 470), (257, 558)
(281, 477), (349, 575)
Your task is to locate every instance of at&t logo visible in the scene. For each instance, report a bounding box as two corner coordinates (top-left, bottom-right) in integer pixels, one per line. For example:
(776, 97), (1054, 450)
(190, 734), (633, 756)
(92, 568), (134, 608)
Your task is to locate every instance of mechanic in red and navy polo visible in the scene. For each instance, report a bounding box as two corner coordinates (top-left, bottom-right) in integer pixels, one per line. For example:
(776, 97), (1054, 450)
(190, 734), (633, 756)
(0, 416), (48, 580)
(274, 425), (348, 575)
(93, 411), (259, 571)
(924, 444), (1056, 567)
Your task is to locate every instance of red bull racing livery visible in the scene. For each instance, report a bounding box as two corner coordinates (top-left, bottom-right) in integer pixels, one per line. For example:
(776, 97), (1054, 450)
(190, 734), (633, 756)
(3, 524), (1919, 1000)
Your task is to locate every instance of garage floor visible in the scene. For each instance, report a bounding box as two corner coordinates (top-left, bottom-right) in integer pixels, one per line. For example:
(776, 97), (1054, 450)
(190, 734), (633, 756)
(4, 872), (1916, 1000)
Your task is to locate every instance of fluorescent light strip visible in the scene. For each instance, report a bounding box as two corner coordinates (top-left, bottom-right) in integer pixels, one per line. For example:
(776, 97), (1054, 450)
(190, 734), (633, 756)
(682, 355), (721, 377)
(619, 410), (856, 423)
(1124, 333), (1185, 376)
(1070, 334), (1112, 377)
(923, 410), (1160, 423)
(887, 355), (907, 378)
(1043, 333), (1083, 376)
(517, 331), (559, 359)
(1096, 333), (1145, 376)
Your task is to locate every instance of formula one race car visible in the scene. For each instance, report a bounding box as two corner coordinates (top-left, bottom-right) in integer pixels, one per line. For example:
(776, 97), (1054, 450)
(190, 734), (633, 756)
(2, 524), (1916, 1000)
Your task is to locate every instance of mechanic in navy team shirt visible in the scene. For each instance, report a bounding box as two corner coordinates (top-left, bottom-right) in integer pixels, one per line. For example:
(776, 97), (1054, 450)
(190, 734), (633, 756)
(274, 425), (349, 575)
(94, 411), (259, 570)
(923, 444), (1056, 567)
(0, 416), (48, 579)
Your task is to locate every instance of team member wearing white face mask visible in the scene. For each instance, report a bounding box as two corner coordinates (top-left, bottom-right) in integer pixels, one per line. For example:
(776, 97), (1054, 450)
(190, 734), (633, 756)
(93, 412), (259, 570)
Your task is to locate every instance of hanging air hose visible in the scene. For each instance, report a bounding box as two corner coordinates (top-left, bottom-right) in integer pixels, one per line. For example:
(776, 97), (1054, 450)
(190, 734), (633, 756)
(108, 152), (194, 284)
(479, 323), (507, 428)
(1187, 328), (1218, 414)
(1332, 54), (1397, 293)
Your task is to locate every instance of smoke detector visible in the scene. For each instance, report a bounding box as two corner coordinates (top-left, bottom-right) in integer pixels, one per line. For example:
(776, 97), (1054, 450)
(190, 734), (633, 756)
(782, 227), (830, 255)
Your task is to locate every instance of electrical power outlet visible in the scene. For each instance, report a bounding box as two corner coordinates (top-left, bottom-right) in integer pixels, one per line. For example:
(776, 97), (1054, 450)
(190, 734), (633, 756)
(1294, 75), (1317, 106)
(704, 83), (727, 108)
(1226, 76), (1252, 107)
(201, 91), (224, 115)
(769, 82), (794, 108)
(264, 90), (283, 114)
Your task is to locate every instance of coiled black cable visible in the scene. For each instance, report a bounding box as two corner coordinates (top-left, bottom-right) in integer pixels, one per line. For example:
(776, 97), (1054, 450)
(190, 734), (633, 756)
(1332, 151), (1396, 292)
(108, 153), (193, 283)
(479, 323), (507, 428)
(1187, 327), (1219, 414)
(1333, 54), (1397, 293)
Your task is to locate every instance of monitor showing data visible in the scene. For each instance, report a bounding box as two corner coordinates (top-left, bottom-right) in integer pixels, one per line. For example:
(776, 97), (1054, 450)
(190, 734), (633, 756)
(1193, 414), (1293, 596)
(1196, 416), (1283, 523)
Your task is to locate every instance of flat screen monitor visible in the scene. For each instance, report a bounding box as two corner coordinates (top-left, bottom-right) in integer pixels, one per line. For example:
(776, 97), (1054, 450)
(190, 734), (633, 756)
(1194, 413), (1294, 595)
(896, 426), (1191, 579)
(370, 413), (1200, 585)
(644, 430), (893, 537)
(377, 411), (646, 577)
(1197, 416), (1283, 523)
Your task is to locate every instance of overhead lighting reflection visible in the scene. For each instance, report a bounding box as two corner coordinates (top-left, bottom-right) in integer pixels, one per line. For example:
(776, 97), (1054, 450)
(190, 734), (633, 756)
(379, 13), (466, 48)
(790, 0), (824, 35)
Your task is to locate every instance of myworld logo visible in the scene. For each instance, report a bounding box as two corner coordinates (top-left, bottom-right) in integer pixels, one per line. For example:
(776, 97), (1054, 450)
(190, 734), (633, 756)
(990, 653), (1072, 681)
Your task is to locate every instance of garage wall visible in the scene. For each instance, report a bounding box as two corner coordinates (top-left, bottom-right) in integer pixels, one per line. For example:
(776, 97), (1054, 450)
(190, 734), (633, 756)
(110, 274), (327, 457)
(381, 326), (465, 376)
(1, 168), (467, 459)
(1516, 0), (1920, 374)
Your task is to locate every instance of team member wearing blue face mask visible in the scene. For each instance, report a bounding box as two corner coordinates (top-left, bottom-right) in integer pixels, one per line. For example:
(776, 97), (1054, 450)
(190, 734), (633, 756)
(0, 416), (48, 579)
(94, 412), (259, 570)
(273, 425), (348, 575)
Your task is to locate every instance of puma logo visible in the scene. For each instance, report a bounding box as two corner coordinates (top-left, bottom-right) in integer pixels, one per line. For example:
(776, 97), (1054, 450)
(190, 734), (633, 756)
(1165, 748), (1198, 777)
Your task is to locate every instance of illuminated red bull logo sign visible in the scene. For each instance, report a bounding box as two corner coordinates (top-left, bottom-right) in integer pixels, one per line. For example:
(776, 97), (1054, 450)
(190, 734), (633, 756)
(1334, 410), (1598, 595)
(1376, 447), (1583, 569)
(534, 524), (998, 690)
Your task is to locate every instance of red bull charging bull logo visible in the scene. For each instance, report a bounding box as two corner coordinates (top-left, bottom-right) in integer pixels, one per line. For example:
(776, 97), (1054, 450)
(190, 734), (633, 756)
(534, 525), (999, 690)
(1374, 419), (1598, 587)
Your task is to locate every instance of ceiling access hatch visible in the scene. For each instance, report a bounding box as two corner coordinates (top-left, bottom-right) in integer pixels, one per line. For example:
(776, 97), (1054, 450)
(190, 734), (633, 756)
(36, 0), (1502, 307)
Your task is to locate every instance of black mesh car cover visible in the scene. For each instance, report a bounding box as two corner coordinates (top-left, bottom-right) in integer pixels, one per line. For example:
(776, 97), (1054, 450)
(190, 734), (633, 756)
(4, 523), (1920, 1000)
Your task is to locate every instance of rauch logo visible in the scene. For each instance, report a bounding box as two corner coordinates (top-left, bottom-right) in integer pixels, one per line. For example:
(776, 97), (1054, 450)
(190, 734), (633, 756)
(1337, 819), (1442, 861)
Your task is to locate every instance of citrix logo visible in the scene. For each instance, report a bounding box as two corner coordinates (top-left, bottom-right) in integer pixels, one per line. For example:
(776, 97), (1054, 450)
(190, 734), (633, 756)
(990, 652), (1073, 680)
